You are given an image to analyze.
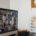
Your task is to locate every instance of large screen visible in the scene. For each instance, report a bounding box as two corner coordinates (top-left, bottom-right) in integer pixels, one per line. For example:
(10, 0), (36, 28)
(0, 8), (18, 33)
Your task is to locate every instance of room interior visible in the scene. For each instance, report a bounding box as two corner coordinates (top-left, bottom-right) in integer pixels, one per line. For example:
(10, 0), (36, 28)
(0, 0), (36, 36)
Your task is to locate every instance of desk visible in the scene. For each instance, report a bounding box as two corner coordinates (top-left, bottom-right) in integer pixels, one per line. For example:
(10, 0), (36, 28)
(0, 30), (18, 36)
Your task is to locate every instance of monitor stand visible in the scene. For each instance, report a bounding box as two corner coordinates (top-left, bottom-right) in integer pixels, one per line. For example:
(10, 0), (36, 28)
(0, 30), (18, 36)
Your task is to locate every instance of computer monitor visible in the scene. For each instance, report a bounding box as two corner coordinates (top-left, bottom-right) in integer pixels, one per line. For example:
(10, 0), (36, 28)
(0, 8), (18, 34)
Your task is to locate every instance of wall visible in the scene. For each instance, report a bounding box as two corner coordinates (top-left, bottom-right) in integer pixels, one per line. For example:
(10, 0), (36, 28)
(10, 0), (20, 10)
(10, 0), (36, 31)
(10, 0), (31, 31)
(18, 0), (31, 31)
(0, 0), (10, 9)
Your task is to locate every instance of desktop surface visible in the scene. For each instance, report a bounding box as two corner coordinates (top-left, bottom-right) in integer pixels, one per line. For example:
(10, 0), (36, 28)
(0, 30), (18, 36)
(0, 29), (17, 34)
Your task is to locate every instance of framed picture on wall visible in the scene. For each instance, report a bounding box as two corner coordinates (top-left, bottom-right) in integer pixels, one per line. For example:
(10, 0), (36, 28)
(31, 0), (36, 8)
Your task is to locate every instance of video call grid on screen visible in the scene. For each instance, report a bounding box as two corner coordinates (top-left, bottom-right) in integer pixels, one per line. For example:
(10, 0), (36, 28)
(0, 8), (18, 33)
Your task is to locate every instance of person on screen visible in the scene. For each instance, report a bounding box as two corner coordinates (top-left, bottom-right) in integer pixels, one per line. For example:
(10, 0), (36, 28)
(4, 21), (6, 27)
(0, 25), (2, 32)
(12, 23), (16, 29)
(1, 26), (4, 32)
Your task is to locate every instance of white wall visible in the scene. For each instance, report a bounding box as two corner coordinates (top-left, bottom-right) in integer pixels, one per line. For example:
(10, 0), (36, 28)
(18, 0), (31, 31)
(0, 0), (10, 9)
(10, 0), (36, 31)
(10, 0), (20, 10)
(10, 0), (31, 31)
